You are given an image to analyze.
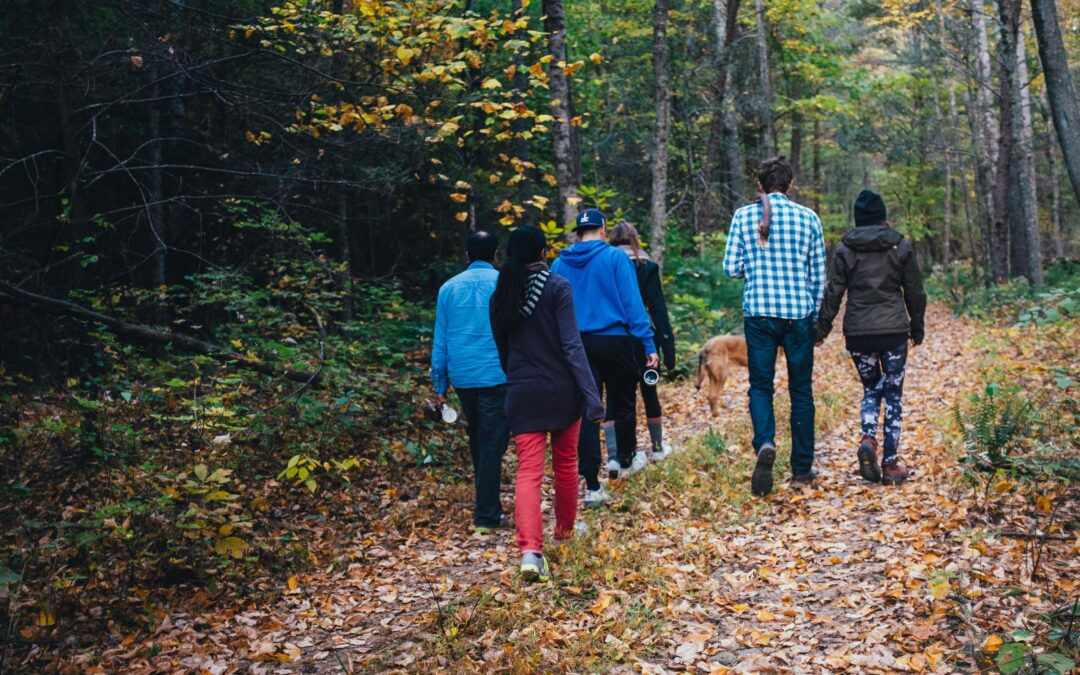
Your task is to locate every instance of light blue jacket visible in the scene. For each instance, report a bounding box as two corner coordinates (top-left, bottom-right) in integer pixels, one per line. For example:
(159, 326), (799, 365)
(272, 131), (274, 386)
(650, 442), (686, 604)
(431, 261), (507, 395)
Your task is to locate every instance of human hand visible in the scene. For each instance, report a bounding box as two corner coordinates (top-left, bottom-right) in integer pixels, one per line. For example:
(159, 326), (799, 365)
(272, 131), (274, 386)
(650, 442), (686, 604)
(434, 393), (446, 406)
(910, 338), (917, 348)
(645, 353), (659, 369)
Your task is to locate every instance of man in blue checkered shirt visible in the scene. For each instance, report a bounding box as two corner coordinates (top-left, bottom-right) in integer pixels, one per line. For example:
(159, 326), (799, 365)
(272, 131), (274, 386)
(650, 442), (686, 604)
(723, 156), (826, 497)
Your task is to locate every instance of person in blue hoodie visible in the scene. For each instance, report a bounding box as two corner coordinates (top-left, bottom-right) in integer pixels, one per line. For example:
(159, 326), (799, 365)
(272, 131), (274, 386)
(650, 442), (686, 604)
(551, 208), (658, 509)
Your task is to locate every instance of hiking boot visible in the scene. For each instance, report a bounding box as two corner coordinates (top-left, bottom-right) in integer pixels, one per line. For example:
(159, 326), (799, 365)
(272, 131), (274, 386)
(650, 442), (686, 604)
(751, 443), (776, 497)
(791, 470), (818, 485)
(606, 458), (622, 480)
(474, 514), (511, 535)
(857, 434), (881, 483)
(519, 552), (550, 582)
(881, 458), (910, 485)
(583, 486), (611, 509)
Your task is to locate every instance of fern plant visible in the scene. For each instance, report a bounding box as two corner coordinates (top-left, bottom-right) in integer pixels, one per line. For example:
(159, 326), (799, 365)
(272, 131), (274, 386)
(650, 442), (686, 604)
(954, 382), (1040, 467)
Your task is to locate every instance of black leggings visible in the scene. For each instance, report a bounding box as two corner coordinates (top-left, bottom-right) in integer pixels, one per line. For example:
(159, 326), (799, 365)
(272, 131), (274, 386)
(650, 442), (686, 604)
(608, 380), (661, 419)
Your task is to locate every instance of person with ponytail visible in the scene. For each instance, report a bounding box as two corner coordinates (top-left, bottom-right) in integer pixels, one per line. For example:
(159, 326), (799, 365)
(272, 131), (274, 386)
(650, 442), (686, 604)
(722, 156), (827, 497)
(490, 226), (602, 583)
(607, 222), (676, 462)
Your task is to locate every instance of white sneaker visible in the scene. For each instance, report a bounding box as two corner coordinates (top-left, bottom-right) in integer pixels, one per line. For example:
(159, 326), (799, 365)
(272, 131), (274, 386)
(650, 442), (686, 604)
(651, 442), (673, 461)
(606, 458), (622, 480)
(584, 486), (610, 509)
(625, 451), (648, 476)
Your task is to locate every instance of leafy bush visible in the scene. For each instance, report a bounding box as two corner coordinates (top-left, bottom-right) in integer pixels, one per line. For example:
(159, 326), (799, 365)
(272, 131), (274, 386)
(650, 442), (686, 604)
(954, 382), (1041, 468)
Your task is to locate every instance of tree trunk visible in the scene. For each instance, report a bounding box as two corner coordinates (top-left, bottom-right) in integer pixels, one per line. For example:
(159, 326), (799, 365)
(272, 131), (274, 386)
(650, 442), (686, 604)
(991, 35), (1013, 281)
(789, 108), (803, 198)
(332, 0), (353, 321)
(649, 0), (671, 268)
(934, 0), (956, 268)
(1031, 0), (1080, 212)
(812, 119), (821, 213)
(511, 0), (533, 224)
(754, 0), (773, 156)
(998, 1), (1042, 287)
(969, 0), (999, 274)
(543, 0), (580, 227)
(694, 0), (740, 240)
(1047, 133), (1064, 259)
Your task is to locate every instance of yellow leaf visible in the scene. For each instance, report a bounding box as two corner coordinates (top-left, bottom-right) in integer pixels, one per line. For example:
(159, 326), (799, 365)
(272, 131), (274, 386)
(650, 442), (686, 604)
(481, 77), (502, 89)
(287, 575), (299, 591)
(454, 212), (469, 222)
(590, 592), (612, 615)
(37, 609), (56, 627)
(982, 634), (1003, 653)
(396, 45), (416, 66)
(214, 536), (248, 559)
(1035, 494), (1052, 513)
(449, 193), (467, 203)
(589, 52), (602, 64)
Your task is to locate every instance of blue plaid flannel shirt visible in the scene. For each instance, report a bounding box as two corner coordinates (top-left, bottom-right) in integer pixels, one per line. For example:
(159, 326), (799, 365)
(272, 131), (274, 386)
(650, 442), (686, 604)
(722, 192), (826, 320)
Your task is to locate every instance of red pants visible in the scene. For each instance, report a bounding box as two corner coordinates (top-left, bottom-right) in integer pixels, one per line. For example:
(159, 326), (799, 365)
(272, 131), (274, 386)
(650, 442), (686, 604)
(514, 419), (581, 554)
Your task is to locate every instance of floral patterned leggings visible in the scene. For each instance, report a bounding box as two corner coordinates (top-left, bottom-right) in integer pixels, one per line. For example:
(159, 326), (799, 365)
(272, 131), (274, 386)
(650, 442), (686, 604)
(850, 342), (908, 462)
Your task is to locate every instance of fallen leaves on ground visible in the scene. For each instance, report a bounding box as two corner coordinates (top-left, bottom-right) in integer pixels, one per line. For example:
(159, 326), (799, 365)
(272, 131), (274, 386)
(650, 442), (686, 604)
(61, 305), (1079, 672)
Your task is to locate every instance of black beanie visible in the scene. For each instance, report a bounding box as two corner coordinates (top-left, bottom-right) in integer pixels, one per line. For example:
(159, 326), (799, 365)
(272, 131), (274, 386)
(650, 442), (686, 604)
(853, 189), (887, 227)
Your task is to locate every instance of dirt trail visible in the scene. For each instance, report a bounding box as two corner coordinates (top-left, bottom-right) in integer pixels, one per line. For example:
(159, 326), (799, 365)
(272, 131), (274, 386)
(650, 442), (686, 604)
(135, 305), (991, 673)
(645, 304), (983, 672)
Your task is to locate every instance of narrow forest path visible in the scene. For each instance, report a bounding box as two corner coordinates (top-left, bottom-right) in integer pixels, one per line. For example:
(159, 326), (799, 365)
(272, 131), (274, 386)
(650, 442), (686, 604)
(131, 304), (1075, 674)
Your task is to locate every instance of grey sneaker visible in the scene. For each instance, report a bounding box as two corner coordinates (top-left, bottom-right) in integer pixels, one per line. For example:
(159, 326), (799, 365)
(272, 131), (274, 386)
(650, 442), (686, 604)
(519, 552), (550, 582)
(751, 443), (776, 497)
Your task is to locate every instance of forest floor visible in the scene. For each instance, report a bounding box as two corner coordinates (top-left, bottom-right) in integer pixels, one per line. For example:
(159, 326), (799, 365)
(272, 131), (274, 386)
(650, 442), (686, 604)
(96, 304), (1078, 673)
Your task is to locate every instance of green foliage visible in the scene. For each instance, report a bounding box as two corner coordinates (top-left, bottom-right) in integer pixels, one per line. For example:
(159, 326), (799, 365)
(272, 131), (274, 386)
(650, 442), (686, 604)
(954, 382), (1040, 468)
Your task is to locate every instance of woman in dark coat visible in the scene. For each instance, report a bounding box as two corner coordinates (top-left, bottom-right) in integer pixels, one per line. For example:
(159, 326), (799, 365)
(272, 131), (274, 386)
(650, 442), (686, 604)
(606, 222), (676, 462)
(490, 226), (603, 582)
(815, 190), (927, 485)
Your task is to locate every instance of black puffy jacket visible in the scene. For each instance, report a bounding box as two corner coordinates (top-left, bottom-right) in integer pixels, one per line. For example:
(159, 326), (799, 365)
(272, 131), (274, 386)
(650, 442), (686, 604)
(617, 246), (676, 369)
(815, 224), (927, 344)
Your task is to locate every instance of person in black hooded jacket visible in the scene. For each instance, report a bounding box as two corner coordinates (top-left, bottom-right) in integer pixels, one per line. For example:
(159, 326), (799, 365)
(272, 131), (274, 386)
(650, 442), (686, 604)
(815, 189), (927, 486)
(607, 222), (676, 462)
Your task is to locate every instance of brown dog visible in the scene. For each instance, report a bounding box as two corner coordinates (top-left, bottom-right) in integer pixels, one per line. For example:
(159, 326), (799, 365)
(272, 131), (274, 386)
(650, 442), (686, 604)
(695, 335), (749, 414)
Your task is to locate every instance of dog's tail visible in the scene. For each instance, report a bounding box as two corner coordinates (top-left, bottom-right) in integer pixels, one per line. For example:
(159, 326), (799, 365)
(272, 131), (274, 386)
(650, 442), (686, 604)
(695, 348), (705, 390)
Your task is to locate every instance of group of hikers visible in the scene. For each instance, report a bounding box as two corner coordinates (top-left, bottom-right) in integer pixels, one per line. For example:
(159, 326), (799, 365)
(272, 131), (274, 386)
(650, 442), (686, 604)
(431, 156), (927, 582)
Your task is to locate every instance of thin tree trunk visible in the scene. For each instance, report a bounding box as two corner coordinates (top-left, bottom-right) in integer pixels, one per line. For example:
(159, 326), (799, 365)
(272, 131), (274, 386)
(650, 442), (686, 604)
(649, 0), (671, 268)
(511, 0), (533, 224)
(1047, 134), (1064, 259)
(970, 0), (999, 274)
(1031, 0), (1080, 211)
(789, 109), (803, 198)
(999, 1), (1042, 287)
(934, 0), (957, 268)
(812, 119), (821, 213)
(991, 35), (1013, 281)
(694, 0), (740, 241)
(543, 0), (580, 227)
(724, 79), (743, 212)
(332, 0), (353, 320)
(754, 0), (773, 156)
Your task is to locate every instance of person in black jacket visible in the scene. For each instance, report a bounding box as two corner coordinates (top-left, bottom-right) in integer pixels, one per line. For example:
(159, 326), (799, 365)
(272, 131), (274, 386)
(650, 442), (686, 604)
(815, 189), (927, 485)
(607, 222), (677, 462)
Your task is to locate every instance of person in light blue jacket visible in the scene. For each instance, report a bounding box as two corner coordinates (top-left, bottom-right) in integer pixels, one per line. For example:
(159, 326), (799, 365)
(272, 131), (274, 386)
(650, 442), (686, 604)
(552, 208), (658, 508)
(431, 230), (509, 533)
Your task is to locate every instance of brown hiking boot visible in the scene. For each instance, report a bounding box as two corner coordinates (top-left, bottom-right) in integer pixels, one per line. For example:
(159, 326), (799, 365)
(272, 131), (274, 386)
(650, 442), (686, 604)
(857, 435), (881, 483)
(881, 459), (910, 485)
(751, 443), (776, 497)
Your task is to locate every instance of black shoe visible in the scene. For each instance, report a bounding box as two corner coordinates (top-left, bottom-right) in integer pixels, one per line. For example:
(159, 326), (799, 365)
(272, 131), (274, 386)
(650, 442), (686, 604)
(751, 444), (776, 497)
(475, 514), (510, 534)
(857, 435), (881, 483)
(791, 470), (818, 485)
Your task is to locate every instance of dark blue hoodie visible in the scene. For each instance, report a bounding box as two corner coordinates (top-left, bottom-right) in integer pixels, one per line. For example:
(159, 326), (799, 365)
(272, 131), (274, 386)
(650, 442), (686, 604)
(551, 239), (656, 354)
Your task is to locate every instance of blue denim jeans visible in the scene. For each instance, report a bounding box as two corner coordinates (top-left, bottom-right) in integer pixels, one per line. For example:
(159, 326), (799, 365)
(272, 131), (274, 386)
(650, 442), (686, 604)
(744, 316), (816, 475)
